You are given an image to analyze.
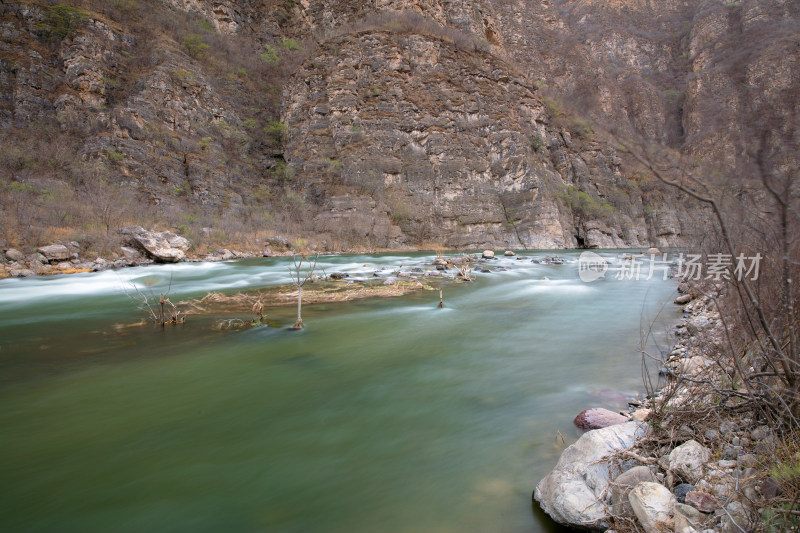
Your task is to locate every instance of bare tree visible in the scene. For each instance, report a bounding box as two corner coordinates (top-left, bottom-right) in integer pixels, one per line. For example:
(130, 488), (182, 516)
(287, 253), (318, 330)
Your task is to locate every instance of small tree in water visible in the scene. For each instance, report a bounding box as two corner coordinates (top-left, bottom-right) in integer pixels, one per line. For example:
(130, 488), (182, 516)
(288, 253), (318, 330)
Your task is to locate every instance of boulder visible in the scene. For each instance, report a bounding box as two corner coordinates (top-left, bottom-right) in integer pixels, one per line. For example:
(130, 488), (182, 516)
(482, 250), (495, 259)
(37, 244), (70, 262)
(4, 248), (25, 262)
(120, 246), (142, 262)
(645, 247), (661, 255)
(10, 269), (36, 277)
(27, 253), (47, 265)
(685, 491), (720, 513)
(612, 466), (656, 516)
(266, 235), (290, 249)
(675, 294), (693, 305)
(534, 421), (649, 528)
(574, 408), (629, 430)
(629, 482), (675, 533)
(216, 249), (234, 261)
(122, 227), (189, 263)
(669, 440), (710, 483)
(165, 233), (190, 251)
(504, 250), (516, 256)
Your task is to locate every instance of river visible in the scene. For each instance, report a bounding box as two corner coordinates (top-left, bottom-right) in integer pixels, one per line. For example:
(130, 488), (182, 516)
(0, 251), (679, 533)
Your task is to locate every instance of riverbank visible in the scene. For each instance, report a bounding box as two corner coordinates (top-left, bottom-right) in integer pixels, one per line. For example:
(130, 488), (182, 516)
(0, 231), (452, 279)
(534, 283), (788, 533)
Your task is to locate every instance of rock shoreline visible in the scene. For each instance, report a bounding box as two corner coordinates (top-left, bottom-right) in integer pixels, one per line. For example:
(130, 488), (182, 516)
(0, 225), (579, 280)
(534, 285), (776, 533)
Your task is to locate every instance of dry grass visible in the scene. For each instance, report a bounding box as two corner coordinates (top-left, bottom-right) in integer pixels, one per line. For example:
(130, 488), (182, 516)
(179, 279), (430, 317)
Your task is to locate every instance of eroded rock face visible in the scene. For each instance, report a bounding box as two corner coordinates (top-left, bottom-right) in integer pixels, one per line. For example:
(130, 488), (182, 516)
(283, 29), (687, 249)
(534, 421), (649, 528)
(5, 0), (788, 253)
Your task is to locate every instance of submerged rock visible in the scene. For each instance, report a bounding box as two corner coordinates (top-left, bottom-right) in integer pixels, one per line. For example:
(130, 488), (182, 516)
(534, 421), (649, 528)
(574, 408), (629, 430)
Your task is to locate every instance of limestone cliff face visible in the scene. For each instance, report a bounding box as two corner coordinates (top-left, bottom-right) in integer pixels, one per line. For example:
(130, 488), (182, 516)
(3, 0), (794, 252)
(281, 2), (698, 249)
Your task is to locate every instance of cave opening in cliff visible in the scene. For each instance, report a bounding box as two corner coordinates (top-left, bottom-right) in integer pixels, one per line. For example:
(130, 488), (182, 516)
(575, 235), (587, 249)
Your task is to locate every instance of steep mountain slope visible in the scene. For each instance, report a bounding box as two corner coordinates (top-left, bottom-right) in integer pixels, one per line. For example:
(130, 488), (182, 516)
(2, 0), (794, 256)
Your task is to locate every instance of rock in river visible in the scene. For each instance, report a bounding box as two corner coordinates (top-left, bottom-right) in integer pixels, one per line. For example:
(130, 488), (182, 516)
(534, 421), (649, 528)
(574, 408), (629, 430)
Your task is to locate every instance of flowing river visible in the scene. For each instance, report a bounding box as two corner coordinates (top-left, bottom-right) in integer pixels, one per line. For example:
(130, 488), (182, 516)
(0, 251), (679, 533)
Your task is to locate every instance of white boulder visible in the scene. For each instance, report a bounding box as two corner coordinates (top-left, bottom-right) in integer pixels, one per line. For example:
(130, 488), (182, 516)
(121, 226), (190, 263)
(534, 421), (649, 528)
(669, 440), (710, 483)
(629, 482), (676, 533)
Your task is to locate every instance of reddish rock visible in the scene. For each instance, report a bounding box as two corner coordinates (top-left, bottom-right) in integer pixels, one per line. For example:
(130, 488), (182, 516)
(685, 491), (720, 513)
(573, 408), (629, 431)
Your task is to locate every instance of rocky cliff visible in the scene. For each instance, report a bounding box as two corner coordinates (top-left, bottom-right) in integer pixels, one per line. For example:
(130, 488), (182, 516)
(0, 0), (795, 254)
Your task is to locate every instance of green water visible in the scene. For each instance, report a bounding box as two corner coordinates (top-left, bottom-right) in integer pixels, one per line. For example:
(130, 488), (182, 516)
(0, 252), (679, 532)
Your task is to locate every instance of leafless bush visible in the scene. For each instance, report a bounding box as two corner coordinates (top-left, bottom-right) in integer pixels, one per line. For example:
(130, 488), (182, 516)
(126, 283), (186, 327)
